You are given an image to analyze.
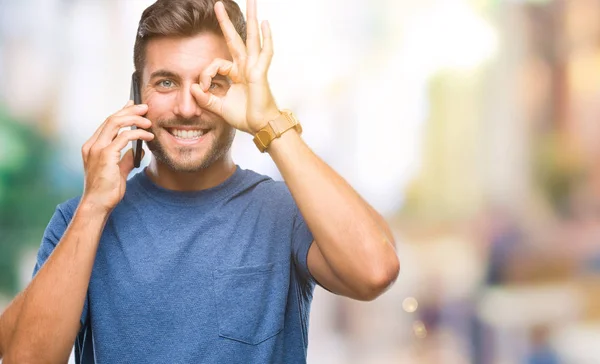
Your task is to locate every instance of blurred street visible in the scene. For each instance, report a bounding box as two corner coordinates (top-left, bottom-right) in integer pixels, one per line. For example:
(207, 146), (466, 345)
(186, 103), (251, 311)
(3, 0), (600, 363)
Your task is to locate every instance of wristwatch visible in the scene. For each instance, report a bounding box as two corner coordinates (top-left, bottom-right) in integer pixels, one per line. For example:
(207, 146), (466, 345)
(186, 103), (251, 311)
(253, 110), (302, 153)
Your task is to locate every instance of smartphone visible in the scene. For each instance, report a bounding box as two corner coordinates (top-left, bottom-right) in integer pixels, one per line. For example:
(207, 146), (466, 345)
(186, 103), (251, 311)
(129, 72), (144, 168)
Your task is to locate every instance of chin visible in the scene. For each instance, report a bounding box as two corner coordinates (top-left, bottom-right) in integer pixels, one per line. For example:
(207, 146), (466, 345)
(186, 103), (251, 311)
(155, 151), (217, 173)
(149, 141), (232, 173)
(170, 159), (214, 173)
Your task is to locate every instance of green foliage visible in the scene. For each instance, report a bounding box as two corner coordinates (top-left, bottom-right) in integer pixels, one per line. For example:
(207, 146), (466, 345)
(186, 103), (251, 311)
(0, 108), (75, 294)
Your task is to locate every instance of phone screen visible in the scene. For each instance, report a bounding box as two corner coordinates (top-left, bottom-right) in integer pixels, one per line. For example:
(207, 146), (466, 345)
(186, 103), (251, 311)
(129, 72), (144, 168)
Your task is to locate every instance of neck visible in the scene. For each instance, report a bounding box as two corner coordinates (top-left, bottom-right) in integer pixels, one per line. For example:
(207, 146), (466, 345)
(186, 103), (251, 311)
(145, 154), (236, 191)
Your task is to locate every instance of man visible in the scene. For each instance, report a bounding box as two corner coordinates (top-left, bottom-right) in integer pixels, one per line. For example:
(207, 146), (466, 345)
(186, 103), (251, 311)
(0, 0), (400, 362)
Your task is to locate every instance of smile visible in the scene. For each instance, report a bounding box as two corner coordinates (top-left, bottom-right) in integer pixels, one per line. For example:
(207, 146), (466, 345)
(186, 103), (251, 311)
(165, 127), (209, 145)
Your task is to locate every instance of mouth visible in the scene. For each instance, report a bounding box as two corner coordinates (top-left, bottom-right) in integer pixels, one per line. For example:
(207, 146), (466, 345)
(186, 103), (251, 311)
(164, 127), (210, 145)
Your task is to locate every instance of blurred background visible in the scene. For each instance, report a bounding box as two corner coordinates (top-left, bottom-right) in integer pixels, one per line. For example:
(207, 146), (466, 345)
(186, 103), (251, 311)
(1, 0), (600, 362)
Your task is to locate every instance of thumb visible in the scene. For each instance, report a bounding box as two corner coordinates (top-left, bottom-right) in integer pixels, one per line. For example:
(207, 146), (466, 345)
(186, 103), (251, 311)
(191, 83), (223, 116)
(118, 148), (144, 178)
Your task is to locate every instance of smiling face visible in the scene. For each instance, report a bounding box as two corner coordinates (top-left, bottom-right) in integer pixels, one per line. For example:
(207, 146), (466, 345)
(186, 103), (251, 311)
(141, 32), (235, 173)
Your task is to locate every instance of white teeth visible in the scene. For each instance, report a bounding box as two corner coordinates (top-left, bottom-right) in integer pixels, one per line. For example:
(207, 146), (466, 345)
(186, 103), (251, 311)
(171, 129), (204, 139)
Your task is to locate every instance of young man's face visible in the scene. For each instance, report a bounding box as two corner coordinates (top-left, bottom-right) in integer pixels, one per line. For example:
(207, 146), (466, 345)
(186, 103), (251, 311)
(141, 32), (235, 172)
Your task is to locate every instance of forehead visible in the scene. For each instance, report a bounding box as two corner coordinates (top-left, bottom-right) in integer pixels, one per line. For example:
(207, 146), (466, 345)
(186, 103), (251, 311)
(143, 32), (232, 80)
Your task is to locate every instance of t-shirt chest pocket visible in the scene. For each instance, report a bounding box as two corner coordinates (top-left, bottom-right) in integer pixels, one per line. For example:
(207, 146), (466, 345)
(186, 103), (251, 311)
(212, 261), (289, 345)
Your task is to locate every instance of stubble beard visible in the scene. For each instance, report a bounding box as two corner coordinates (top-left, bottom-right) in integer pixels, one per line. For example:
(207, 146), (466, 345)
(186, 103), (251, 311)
(146, 118), (236, 173)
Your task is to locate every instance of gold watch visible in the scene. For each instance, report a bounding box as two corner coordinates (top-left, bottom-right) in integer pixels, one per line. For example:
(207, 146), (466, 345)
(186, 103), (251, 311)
(253, 110), (302, 153)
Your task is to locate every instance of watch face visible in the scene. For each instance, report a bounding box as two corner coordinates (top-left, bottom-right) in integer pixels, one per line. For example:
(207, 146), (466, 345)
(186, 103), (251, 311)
(254, 129), (273, 152)
(253, 136), (267, 152)
(253, 110), (301, 152)
(258, 129), (274, 142)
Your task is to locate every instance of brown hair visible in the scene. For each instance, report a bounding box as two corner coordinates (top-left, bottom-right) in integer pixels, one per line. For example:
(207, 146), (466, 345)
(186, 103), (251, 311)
(133, 0), (246, 74)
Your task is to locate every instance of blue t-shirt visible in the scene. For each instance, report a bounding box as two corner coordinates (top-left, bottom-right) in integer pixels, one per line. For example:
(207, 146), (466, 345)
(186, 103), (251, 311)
(33, 166), (316, 363)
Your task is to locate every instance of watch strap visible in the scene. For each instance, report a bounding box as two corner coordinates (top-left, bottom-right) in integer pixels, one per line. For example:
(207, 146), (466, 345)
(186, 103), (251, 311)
(253, 110), (302, 152)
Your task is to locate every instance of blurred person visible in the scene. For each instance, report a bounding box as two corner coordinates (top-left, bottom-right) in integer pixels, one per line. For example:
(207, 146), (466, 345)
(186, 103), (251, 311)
(526, 326), (560, 364)
(0, 0), (399, 363)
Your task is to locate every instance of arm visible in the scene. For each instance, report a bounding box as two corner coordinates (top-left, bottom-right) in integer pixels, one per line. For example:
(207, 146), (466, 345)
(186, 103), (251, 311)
(3, 203), (109, 363)
(1, 101), (154, 363)
(268, 130), (400, 301)
(191, 0), (399, 301)
(0, 292), (24, 358)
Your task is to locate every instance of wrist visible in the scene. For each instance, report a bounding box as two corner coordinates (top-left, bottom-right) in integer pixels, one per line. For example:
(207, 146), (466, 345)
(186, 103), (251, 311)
(78, 197), (113, 218)
(250, 110), (282, 135)
(252, 110), (302, 153)
(266, 127), (302, 155)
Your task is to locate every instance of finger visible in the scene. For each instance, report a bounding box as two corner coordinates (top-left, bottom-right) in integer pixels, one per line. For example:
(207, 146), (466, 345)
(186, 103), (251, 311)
(118, 148), (135, 177)
(114, 102), (148, 117)
(246, 0), (260, 63)
(257, 20), (274, 72)
(215, 1), (247, 62)
(83, 101), (144, 162)
(118, 148), (145, 178)
(191, 84), (224, 116)
(199, 58), (234, 91)
(88, 103), (147, 146)
(95, 115), (152, 147)
(108, 129), (154, 155)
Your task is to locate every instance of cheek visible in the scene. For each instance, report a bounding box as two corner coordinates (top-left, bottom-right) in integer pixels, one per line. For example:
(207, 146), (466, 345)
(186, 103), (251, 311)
(145, 93), (175, 122)
(216, 123), (236, 142)
(213, 119), (232, 133)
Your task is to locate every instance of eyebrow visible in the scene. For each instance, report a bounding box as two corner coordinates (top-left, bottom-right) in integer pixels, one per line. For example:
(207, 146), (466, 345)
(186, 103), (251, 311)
(149, 69), (180, 81)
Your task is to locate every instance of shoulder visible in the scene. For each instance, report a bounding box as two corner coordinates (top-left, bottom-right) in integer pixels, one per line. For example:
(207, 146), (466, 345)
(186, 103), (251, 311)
(55, 195), (82, 222)
(41, 195), (82, 245)
(241, 168), (289, 194)
(240, 168), (296, 209)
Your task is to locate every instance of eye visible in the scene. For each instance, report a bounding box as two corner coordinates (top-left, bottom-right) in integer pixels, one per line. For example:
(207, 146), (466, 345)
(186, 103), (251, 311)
(209, 83), (219, 90)
(157, 79), (174, 88)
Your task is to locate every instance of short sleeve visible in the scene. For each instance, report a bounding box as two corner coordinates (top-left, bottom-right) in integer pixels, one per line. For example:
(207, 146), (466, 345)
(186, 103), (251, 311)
(32, 203), (89, 328)
(291, 207), (315, 284)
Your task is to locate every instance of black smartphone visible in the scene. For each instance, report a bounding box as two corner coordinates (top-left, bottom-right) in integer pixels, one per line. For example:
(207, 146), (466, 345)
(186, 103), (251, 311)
(129, 72), (144, 168)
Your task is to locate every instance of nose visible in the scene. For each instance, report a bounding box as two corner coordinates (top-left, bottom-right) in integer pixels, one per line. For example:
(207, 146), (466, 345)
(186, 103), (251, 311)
(173, 84), (202, 119)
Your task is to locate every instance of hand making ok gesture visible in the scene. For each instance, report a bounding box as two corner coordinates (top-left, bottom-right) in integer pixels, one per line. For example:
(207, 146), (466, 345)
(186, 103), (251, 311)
(191, 0), (281, 135)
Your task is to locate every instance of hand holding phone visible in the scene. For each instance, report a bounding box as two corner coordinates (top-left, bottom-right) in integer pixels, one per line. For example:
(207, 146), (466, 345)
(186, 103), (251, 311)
(80, 85), (153, 212)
